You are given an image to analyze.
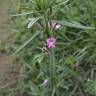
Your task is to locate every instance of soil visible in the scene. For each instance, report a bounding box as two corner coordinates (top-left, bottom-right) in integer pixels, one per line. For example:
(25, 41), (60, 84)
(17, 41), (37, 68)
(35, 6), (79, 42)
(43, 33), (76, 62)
(0, 0), (19, 93)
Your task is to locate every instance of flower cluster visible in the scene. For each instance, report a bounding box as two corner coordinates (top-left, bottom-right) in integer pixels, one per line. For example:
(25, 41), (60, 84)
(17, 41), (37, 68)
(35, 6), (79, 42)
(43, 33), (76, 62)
(48, 22), (61, 31)
(42, 37), (56, 52)
(42, 22), (60, 52)
(46, 37), (56, 48)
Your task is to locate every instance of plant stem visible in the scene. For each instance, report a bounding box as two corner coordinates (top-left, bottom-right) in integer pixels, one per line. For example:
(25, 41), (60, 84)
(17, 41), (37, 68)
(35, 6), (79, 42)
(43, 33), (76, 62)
(36, 0), (50, 37)
(49, 48), (55, 89)
(43, 14), (49, 36)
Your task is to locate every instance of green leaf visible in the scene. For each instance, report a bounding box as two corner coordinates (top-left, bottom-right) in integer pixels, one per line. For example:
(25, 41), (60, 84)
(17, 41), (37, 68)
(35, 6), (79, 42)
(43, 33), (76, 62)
(33, 54), (44, 64)
(65, 56), (76, 65)
(53, 0), (70, 8)
(28, 17), (41, 28)
(10, 11), (33, 17)
(53, 21), (95, 29)
(14, 31), (40, 54)
(84, 80), (96, 95)
(29, 82), (40, 96)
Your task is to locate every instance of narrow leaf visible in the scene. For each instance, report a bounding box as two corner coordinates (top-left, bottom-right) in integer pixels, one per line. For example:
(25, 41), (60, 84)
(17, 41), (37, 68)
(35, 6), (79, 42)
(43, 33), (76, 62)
(53, 20), (95, 29)
(28, 17), (40, 28)
(14, 31), (40, 54)
(10, 11), (33, 17)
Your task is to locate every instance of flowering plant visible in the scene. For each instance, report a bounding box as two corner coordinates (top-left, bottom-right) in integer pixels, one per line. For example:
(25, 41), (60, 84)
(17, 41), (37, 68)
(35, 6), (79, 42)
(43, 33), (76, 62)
(10, 0), (96, 96)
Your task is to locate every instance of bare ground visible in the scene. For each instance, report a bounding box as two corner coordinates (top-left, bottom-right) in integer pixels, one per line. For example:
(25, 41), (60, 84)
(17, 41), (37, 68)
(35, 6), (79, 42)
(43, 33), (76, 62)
(0, 0), (19, 93)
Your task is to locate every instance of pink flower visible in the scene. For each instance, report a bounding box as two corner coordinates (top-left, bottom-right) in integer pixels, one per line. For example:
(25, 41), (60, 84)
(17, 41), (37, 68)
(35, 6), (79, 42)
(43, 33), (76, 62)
(46, 37), (56, 48)
(48, 22), (61, 30)
(43, 79), (49, 86)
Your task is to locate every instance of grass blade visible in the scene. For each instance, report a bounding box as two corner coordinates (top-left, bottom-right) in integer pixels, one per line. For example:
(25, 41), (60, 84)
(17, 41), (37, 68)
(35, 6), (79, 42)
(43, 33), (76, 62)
(53, 20), (95, 29)
(14, 31), (40, 55)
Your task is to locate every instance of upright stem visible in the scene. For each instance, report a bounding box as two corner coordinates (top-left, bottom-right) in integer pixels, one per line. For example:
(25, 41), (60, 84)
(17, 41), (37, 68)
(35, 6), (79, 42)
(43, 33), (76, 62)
(43, 13), (51, 37)
(49, 48), (55, 88)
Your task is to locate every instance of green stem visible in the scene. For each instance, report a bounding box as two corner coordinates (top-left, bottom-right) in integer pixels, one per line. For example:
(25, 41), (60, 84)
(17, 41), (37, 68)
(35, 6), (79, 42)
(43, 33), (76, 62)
(36, 0), (51, 37)
(49, 48), (55, 89)
(43, 14), (49, 36)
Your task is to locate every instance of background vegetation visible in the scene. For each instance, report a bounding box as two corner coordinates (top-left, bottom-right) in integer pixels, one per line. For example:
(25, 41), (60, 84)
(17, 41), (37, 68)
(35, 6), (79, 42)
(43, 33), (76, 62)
(1, 0), (96, 95)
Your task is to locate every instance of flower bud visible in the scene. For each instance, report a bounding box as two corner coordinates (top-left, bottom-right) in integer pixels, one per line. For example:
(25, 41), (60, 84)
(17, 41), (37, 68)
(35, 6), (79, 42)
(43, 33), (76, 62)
(46, 37), (56, 48)
(43, 79), (49, 86)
